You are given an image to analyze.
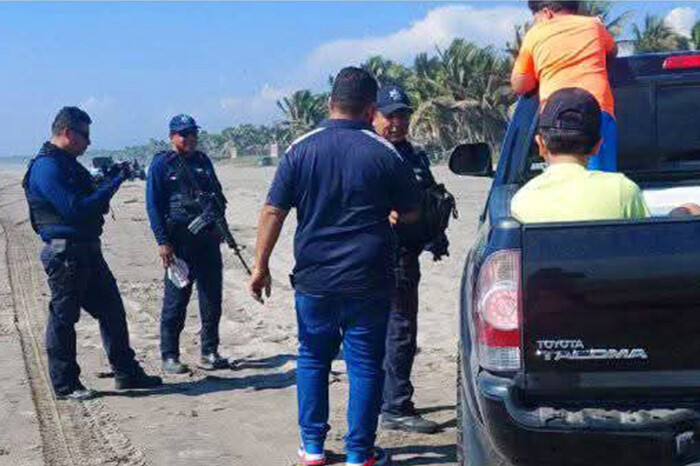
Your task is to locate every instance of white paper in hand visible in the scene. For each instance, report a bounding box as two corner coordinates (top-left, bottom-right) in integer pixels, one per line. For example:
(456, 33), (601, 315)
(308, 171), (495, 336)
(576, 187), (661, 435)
(167, 256), (190, 289)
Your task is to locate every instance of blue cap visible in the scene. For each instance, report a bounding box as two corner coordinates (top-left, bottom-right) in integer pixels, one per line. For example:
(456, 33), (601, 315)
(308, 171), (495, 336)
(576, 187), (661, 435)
(377, 85), (412, 115)
(169, 114), (199, 132)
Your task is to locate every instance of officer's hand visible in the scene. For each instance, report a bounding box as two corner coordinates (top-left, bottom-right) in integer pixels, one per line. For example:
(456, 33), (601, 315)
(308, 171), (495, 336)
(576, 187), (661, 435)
(159, 245), (174, 269)
(389, 211), (399, 226)
(249, 266), (272, 304)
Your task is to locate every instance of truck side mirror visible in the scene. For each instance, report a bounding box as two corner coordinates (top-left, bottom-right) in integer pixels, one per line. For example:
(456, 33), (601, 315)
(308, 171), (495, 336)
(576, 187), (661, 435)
(449, 143), (493, 177)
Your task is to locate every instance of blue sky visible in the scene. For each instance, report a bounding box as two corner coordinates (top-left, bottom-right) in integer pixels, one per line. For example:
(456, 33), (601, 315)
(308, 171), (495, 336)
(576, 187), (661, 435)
(0, 1), (696, 156)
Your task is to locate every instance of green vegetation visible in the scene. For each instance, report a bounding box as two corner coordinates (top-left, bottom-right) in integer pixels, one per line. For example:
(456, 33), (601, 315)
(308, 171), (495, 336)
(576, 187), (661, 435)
(87, 2), (699, 165)
(630, 14), (690, 53)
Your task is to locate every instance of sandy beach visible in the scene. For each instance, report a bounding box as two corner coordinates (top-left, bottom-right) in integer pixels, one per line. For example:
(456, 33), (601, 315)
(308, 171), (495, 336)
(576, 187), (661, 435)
(0, 162), (490, 466)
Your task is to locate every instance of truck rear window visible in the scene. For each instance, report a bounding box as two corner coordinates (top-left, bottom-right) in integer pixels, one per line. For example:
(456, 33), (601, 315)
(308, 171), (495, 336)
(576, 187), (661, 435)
(525, 81), (700, 181)
(620, 83), (700, 172)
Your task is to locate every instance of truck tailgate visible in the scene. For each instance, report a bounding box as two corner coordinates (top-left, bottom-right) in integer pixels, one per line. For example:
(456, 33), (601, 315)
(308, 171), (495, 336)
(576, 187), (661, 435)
(521, 218), (700, 396)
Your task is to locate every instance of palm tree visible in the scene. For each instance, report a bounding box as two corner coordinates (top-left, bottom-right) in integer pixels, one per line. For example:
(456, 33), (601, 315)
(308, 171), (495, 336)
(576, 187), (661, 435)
(506, 22), (531, 61)
(691, 20), (700, 50)
(409, 40), (515, 154)
(361, 56), (412, 88)
(632, 14), (691, 54)
(276, 90), (328, 140)
(579, 1), (632, 38)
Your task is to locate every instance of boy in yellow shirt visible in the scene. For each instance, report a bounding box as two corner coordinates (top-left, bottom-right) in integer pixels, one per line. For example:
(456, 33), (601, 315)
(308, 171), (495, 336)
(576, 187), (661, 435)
(512, 1), (618, 172)
(511, 88), (649, 223)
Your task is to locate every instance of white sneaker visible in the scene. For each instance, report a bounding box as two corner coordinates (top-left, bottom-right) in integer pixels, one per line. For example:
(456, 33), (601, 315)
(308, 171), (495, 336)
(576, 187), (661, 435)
(298, 445), (326, 466)
(346, 447), (389, 466)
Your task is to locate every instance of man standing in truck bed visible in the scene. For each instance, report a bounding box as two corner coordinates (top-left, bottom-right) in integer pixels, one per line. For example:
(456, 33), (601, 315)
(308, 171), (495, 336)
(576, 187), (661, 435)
(511, 1), (618, 172)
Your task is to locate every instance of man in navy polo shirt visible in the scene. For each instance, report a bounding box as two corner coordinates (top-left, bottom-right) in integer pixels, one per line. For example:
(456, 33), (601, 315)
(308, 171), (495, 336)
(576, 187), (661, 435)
(250, 67), (421, 466)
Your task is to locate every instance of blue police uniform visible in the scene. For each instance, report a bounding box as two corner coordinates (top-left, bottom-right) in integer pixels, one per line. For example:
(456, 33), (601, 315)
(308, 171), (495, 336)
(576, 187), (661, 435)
(382, 139), (438, 417)
(23, 142), (142, 396)
(266, 118), (421, 463)
(146, 149), (225, 361)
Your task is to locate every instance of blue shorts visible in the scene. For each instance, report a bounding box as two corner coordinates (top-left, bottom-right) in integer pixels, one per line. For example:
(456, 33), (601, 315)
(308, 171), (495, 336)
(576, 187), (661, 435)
(587, 111), (617, 172)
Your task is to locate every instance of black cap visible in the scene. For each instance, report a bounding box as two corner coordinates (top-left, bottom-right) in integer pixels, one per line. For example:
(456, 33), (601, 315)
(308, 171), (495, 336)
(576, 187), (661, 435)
(331, 67), (378, 106)
(377, 85), (413, 115)
(539, 88), (601, 138)
(528, 1), (580, 14)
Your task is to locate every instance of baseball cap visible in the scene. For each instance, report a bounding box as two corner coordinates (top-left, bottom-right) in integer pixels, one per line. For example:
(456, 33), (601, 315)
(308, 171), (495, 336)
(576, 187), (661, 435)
(169, 114), (199, 133)
(377, 85), (413, 115)
(538, 88), (601, 138)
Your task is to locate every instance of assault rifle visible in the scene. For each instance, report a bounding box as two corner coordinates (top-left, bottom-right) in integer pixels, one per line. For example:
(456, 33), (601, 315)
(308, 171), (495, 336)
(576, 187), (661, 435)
(187, 192), (252, 275)
(171, 154), (252, 276)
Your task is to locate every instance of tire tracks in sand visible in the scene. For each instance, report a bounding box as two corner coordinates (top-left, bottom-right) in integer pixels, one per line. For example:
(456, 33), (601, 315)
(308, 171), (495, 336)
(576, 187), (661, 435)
(0, 216), (149, 466)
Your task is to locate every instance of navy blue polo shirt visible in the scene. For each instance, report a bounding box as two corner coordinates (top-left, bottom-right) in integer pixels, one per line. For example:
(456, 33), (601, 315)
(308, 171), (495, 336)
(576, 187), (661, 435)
(266, 119), (421, 295)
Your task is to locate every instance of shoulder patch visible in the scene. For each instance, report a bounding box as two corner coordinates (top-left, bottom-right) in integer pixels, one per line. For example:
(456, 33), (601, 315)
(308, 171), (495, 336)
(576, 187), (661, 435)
(285, 128), (326, 154)
(360, 130), (404, 162)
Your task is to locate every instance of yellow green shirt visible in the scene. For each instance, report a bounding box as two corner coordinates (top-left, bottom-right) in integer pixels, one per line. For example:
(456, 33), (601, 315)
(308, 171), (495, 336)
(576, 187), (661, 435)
(511, 163), (650, 223)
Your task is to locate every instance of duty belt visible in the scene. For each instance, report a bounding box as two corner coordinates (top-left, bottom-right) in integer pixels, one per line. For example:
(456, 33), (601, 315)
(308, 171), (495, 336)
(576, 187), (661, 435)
(49, 238), (101, 253)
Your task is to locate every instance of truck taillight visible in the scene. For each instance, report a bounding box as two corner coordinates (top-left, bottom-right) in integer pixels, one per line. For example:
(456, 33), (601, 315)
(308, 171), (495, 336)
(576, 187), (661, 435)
(662, 55), (700, 70)
(474, 250), (521, 371)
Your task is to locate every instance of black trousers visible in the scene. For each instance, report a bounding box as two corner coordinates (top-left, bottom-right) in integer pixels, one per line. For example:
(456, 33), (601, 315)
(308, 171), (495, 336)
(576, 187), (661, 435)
(382, 251), (421, 415)
(40, 242), (139, 396)
(160, 230), (223, 359)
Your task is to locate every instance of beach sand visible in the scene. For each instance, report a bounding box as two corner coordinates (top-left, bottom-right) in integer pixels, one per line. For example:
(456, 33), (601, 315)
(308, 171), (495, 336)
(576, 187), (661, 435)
(0, 163), (490, 465)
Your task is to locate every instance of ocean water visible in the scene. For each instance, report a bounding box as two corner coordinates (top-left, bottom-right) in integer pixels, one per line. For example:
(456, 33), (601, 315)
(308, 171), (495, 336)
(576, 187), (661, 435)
(0, 156), (31, 173)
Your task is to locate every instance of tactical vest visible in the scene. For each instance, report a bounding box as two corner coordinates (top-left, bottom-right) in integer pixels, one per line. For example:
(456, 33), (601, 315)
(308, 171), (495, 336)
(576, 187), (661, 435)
(23, 143), (104, 235)
(159, 151), (223, 229)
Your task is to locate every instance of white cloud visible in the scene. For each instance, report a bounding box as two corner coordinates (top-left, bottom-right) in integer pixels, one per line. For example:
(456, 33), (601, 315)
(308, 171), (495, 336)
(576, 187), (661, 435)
(305, 5), (529, 74)
(78, 95), (115, 112)
(216, 5), (529, 125)
(218, 84), (298, 123)
(219, 96), (240, 112)
(250, 84), (298, 114)
(258, 84), (293, 102)
(665, 7), (697, 38)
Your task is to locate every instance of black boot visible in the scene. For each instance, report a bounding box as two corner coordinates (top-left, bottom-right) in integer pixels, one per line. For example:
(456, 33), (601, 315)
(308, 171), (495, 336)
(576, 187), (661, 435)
(162, 357), (189, 374)
(56, 381), (97, 401)
(381, 412), (439, 434)
(198, 352), (231, 370)
(115, 366), (163, 390)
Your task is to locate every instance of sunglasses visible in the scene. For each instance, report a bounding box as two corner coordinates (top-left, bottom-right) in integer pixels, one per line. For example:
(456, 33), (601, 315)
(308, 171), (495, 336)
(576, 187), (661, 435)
(70, 127), (90, 140)
(176, 128), (199, 138)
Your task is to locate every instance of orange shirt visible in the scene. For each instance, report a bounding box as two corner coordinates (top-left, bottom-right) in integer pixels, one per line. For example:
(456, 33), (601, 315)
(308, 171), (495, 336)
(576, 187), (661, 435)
(512, 15), (616, 115)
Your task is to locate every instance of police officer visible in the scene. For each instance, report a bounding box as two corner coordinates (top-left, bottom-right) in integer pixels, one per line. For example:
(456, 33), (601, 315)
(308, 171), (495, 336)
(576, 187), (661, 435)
(374, 86), (445, 434)
(251, 68), (421, 466)
(23, 107), (162, 401)
(146, 114), (230, 374)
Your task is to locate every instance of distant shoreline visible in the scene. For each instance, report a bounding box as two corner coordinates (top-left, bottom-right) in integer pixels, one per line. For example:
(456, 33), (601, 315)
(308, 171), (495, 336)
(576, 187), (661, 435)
(0, 157), (30, 173)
